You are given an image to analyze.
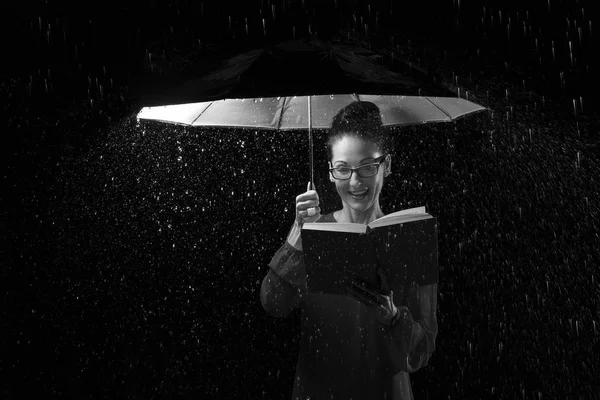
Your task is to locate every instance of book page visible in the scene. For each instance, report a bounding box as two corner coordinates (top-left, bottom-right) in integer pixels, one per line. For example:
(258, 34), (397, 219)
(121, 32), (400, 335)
(303, 206), (428, 233)
(368, 207), (430, 229)
(378, 206), (427, 220)
(302, 222), (366, 234)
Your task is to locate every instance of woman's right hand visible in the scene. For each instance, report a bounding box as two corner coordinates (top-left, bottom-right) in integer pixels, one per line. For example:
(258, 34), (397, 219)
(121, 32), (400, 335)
(286, 181), (321, 251)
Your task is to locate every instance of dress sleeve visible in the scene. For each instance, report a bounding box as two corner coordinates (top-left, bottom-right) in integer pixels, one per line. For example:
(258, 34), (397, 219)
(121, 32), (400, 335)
(260, 241), (308, 318)
(387, 282), (438, 373)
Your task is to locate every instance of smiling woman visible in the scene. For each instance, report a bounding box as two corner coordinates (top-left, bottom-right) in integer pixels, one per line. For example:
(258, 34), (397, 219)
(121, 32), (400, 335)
(326, 101), (394, 225)
(260, 101), (439, 400)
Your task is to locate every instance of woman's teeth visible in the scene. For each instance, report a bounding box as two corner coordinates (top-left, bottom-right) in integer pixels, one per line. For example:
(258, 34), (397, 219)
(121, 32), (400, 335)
(349, 189), (368, 199)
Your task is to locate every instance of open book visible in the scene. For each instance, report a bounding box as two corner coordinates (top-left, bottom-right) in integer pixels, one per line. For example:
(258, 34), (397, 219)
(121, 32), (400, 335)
(301, 206), (438, 296)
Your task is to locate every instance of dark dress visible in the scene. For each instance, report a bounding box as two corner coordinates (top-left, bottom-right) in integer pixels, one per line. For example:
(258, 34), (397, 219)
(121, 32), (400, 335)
(260, 212), (438, 400)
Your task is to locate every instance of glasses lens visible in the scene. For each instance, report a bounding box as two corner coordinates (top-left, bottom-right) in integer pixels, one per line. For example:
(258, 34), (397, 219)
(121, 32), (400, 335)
(333, 167), (351, 179)
(358, 164), (378, 177)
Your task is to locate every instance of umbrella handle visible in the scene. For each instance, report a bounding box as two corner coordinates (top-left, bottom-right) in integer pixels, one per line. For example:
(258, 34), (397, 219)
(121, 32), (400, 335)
(308, 96), (314, 189)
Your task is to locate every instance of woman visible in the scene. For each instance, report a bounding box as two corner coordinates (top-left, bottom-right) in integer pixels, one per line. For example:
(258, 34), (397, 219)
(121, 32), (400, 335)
(260, 101), (438, 399)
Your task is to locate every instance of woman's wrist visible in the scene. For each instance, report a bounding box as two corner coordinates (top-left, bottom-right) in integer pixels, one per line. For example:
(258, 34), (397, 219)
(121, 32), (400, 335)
(286, 222), (303, 251)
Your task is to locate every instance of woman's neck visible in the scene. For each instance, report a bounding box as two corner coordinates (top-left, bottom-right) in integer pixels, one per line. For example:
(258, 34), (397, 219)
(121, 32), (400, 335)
(336, 205), (385, 225)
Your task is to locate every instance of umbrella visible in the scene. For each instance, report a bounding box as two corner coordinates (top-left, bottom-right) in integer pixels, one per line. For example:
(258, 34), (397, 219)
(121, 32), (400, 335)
(137, 39), (487, 185)
(140, 37), (456, 107)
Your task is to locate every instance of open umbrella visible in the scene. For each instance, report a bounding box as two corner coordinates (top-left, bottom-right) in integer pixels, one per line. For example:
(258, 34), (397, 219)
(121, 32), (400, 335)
(137, 38), (487, 184)
(139, 37), (454, 107)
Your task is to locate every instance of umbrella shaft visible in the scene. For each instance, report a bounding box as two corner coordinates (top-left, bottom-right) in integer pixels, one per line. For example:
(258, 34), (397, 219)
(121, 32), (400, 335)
(308, 96), (314, 188)
(309, 133), (314, 187)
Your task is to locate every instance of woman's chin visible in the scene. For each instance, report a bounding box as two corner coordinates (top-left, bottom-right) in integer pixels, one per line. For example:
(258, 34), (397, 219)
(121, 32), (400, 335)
(345, 198), (372, 211)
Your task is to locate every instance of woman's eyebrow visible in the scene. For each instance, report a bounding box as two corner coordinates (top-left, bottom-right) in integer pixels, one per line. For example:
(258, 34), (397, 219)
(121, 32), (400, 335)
(335, 157), (376, 165)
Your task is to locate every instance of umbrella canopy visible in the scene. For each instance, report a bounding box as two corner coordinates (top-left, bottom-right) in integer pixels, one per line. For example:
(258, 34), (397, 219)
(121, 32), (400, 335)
(140, 38), (456, 107)
(136, 38), (487, 185)
(136, 94), (486, 129)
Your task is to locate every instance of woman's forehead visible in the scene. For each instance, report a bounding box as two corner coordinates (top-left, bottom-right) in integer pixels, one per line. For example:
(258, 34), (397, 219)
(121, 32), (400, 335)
(331, 136), (382, 162)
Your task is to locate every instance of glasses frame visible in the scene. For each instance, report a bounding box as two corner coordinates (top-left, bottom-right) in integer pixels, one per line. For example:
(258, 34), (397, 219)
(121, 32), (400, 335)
(328, 154), (388, 180)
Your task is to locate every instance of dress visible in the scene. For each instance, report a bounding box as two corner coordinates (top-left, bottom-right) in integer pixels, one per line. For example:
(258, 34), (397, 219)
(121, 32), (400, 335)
(260, 212), (438, 400)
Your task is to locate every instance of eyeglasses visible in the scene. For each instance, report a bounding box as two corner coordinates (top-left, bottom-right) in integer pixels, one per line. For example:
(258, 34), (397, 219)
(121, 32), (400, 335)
(329, 155), (387, 180)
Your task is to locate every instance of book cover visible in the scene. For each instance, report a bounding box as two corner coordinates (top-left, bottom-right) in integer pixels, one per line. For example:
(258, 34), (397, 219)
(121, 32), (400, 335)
(301, 207), (438, 296)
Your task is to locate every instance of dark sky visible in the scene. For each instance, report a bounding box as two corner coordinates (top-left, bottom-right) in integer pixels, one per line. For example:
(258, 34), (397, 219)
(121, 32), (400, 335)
(3, 0), (600, 399)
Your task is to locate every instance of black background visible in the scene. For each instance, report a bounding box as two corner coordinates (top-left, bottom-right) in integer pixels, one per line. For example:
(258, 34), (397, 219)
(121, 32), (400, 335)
(3, 0), (599, 399)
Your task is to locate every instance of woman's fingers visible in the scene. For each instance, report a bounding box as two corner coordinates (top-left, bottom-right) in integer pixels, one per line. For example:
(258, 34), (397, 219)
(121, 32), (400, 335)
(347, 285), (380, 308)
(298, 205), (321, 216)
(295, 182), (320, 225)
(295, 190), (319, 204)
(296, 198), (319, 210)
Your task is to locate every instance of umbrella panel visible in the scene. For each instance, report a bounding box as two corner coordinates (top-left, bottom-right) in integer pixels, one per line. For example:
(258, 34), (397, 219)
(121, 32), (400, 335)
(136, 102), (212, 126)
(362, 95), (452, 126)
(426, 97), (485, 120)
(279, 94), (359, 130)
(191, 97), (282, 128)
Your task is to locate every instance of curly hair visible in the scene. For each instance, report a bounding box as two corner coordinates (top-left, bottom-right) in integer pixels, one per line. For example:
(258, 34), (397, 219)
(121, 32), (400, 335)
(326, 101), (393, 162)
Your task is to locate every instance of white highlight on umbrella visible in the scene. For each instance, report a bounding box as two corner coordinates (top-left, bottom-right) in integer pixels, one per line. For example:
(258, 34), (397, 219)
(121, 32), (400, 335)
(137, 95), (487, 130)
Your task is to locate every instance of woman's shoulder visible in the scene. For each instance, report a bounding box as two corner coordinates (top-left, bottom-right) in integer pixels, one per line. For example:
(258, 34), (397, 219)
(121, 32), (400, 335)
(317, 211), (337, 223)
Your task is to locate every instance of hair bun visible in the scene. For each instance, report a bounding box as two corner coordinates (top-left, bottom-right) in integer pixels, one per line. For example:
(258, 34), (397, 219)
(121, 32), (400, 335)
(326, 101), (392, 161)
(331, 101), (383, 132)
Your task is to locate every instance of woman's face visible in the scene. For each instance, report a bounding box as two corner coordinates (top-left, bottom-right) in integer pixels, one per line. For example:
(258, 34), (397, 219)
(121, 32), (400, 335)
(329, 135), (391, 214)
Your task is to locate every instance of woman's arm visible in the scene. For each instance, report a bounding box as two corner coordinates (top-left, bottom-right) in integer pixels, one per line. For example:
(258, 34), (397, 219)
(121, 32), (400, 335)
(260, 241), (307, 318)
(404, 283), (438, 372)
(387, 283), (438, 373)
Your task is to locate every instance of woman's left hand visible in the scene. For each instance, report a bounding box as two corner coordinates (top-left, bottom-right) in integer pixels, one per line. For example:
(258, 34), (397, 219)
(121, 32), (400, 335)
(347, 268), (400, 326)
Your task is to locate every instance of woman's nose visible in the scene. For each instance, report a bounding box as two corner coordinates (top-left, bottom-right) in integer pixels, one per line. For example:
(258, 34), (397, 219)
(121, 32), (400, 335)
(350, 170), (363, 185)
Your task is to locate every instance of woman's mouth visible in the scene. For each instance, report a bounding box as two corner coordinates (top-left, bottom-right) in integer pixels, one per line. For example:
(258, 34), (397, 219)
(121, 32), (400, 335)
(349, 188), (369, 200)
